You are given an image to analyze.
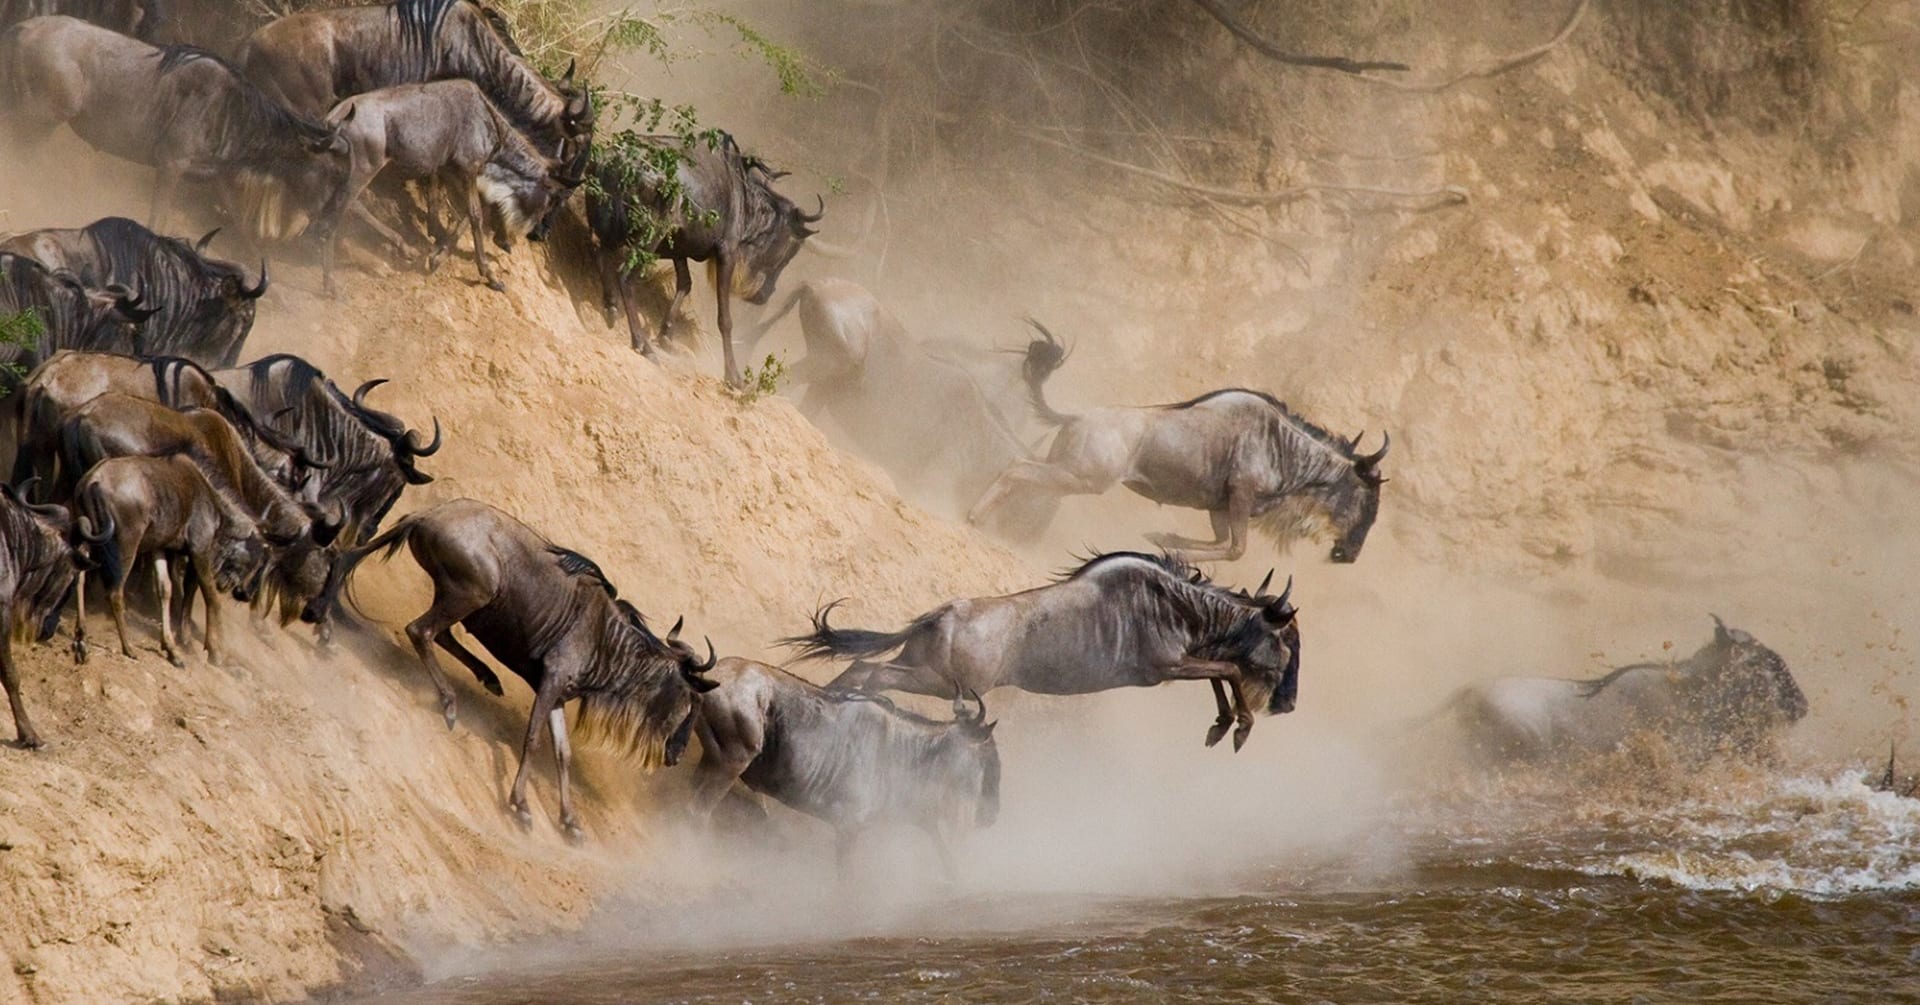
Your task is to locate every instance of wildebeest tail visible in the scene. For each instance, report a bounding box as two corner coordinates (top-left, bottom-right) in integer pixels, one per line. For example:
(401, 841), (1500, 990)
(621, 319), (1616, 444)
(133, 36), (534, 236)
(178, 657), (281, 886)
(779, 599), (937, 661)
(1021, 317), (1073, 426)
(76, 483), (125, 591)
(301, 511), (421, 623)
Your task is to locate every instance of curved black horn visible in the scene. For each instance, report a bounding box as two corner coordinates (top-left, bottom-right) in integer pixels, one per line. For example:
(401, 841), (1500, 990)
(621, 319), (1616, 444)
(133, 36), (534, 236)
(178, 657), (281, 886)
(1711, 613), (1729, 642)
(1356, 431), (1390, 467)
(241, 259), (270, 299)
(560, 58), (575, 84)
(1255, 569), (1274, 597)
(405, 416), (442, 457)
(697, 636), (717, 672)
(25, 497), (68, 522)
(797, 195), (825, 224)
(194, 227), (221, 254)
(12, 476), (42, 502)
(350, 378), (388, 408)
(1276, 574), (1293, 609)
(668, 614), (683, 641)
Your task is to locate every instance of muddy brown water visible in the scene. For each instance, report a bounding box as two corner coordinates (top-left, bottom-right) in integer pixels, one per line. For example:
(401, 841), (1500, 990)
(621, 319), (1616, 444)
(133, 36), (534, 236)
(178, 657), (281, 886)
(330, 769), (1920, 1005)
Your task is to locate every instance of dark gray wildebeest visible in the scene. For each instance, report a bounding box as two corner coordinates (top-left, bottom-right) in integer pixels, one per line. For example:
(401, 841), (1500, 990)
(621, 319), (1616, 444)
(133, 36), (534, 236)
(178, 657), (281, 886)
(748, 279), (1060, 540)
(587, 132), (822, 387)
(691, 657), (999, 875)
(968, 322), (1390, 563)
(0, 480), (101, 748)
(320, 79), (589, 292)
(1431, 616), (1808, 764)
(0, 18), (348, 232)
(1, 218), (268, 366)
(71, 454), (268, 667)
(0, 0), (159, 37)
(0, 252), (156, 383)
(305, 498), (717, 840)
(236, 0), (594, 162)
(785, 552), (1300, 751)
(211, 355), (439, 547)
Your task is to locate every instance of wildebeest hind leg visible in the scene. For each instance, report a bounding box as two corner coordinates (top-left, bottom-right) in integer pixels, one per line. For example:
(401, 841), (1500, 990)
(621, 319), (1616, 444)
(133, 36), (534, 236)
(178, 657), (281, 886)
(825, 660), (954, 698)
(665, 257), (693, 341)
(967, 460), (1098, 528)
(600, 254), (654, 356)
(403, 583), (489, 729)
(434, 632), (504, 696)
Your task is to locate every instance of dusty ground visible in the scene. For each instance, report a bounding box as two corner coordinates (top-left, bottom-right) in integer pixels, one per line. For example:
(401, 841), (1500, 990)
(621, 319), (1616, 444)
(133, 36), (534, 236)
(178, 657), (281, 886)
(2, 2), (1919, 1001)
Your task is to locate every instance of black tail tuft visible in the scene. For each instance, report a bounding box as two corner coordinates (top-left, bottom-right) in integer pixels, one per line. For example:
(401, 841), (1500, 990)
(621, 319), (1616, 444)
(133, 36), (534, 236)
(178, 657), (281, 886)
(779, 599), (926, 661)
(1021, 317), (1073, 426)
(80, 484), (124, 591)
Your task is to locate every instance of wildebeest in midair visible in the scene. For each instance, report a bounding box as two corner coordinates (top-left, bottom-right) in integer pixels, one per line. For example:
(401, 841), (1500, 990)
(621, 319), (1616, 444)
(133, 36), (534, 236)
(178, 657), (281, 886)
(588, 132), (823, 387)
(70, 454), (268, 667)
(320, 79), (590, 292)
(691, 658), (1000, 875)
(0, 479), (103, 747)
(1432, 616), (1808, 763)
(785, 552), (1301, 751)
(969, 322), (1390, 563)
(0, 252), (155, 382)
(0, 17), (349, 231)
(236, 0), (594, 159)
(305, 498), (717, 840)
(1, 218), (268, 367)
(749, 279), (1059, 539)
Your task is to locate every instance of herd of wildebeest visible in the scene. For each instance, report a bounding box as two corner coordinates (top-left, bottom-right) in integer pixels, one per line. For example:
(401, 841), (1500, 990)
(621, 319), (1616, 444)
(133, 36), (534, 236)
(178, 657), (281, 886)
(0, 0), (1819, 862)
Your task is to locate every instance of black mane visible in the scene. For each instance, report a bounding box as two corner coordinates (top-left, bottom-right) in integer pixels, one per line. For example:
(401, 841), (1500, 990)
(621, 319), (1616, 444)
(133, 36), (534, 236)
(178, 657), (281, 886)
(548, 544), (617, 598)
(1160, 388), (1355, 457)
(1055, 550), (1209, 586)
(154, 45), (334, 147)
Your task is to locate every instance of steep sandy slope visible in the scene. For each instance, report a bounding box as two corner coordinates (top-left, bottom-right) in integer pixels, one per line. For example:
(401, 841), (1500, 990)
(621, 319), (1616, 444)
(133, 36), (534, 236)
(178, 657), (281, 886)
(0, 248), (1032, 1004)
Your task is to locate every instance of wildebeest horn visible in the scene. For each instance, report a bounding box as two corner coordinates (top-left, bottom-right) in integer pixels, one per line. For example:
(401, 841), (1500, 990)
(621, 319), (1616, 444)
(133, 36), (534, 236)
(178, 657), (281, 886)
(667, 615), (683, 641)
(1255, 569), (1274, 596)
(1276, 575), (1293, 609)
(797, 195), (825, 224)
(560, 58), (575, 85)
(77, 510), (114, 544)
(194, 227), (220, 254)
(1355, 431), (1390, 468)
(405, 417), (442, 456)
(697, 636), (716, 672)
(351, 378), (387, 407)
(1711, 613), (1729, 643)
(242, 260), (270, 299)
(8, 476), (40, 503)
(116, 286), (162, 322)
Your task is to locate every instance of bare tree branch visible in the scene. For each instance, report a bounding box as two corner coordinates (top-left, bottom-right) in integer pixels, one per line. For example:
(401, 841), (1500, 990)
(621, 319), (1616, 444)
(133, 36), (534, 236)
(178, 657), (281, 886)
(1188, 0), (1411, 74)
(1356, 0), (1590, 93)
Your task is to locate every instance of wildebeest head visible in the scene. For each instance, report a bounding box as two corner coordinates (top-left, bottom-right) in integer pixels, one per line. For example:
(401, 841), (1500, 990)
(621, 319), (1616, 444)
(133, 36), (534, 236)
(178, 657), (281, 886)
(526, 141), (591, 242)
(214, 521), (270, 602)
(733, 158), (823, 305)
(556, 59), (596, 140)
(1234, 570), (1301, 714)
(1, 480), (92, 643)
(1195, 570), (1299, 716)
(942, 690), (1001, 828)
(1692, 615), (1808, 736)
(348, 377), (441, 487)
(654, 613), (718, 766)
(1322, 431), (1388, 563)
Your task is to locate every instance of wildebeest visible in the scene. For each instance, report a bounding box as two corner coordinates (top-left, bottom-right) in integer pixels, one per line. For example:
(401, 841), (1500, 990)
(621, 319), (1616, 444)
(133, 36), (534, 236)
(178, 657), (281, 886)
(0, 17), (348, 231)
(0, 480), (98, 748)
(0, 252), (154, 380)
(305, 498), (716, 839)
(587, 132), (822, 387)
(691, 658), (999, 874)
(71, 454), (267, 667)
(321, 79), (589, 291)
(785, 552), (1300, 751)
(0, 0), (159, 38)
(750, 279), (1057, 538)
(1433, 616), (1808, 763)
(1, 218), (267, 366)
(969, 322), (1390, 563)
(211, 354), (438, 547)
(236, 0), (593, 158)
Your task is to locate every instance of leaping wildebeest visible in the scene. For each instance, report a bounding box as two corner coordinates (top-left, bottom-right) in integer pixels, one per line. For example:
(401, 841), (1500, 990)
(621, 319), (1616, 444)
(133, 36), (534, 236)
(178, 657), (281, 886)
(587, 132), (823, 387)
(320, 79), (590, 292)
(691, 658), (1000, 875)
(1430, 616), (1808, 764)
(0, 17), (349, 232)
(0, 480), (99, 748)
(2, 218), (268, 367)
(785, 552), (1300, 751)
(968, 322), (1390, 563)
(304, 498), (717, 840)
(236, 0), (594, 159)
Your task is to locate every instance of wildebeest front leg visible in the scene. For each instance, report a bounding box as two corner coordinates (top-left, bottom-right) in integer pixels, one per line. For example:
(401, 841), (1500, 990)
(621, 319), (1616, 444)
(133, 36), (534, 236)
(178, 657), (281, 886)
(72, 568), (88, 665)
(506, 685), (561, 833)
(1, 603), (42, 749)
(189, 555), (228, 668)
(152, 557), (184, 668)
(665, 257), (693, 341)
(714, 255), (741, 387)
(1206, 679), (1235, 748)
(1163, 657), (1252, 750)
(465, 183), (504, 293)
(548, 704), (583, 843)
(601, 254), (655, 356)
(1147, 492), (1251, 563)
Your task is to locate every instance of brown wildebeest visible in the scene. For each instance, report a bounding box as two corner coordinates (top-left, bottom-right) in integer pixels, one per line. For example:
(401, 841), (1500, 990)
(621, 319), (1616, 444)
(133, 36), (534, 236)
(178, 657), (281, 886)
(306, 498), (716, 840)
(321, 79), (588, 292)
(969, 322), (1390, 563)
(0, 480), (100, 747)
(785, 552), (1300, 751)
(691, 658), (999, 876)
(586, 132), (822, 387)
(0, 17), (347, 231)
(71, 454), (267, 667)
(236, 0), (593, 159)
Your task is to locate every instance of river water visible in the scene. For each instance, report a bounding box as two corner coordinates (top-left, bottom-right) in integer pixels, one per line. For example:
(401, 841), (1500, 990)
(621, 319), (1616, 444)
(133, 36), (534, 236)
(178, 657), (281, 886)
(333, 766), (1920, 1005)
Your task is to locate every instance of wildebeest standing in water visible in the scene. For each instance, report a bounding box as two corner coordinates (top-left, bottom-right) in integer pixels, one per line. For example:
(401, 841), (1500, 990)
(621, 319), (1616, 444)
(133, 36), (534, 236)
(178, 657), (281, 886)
(0, 0), (159, 39)
(70, 454), (267, 667)
(786, 553), (1300, 751)
(0, 17), (348, 232)
(969, 322), (1390, 563)
(749, 279), (1060, 540)
(236, 0), (593, 160)
(0, 480), (100, 747)
(1434, 616), (1808, 763)
(1, 218), (267, 367)
(304, 498), (717, 840)
(587, 132), (822, 387)
(691, 658), (1000, 875)
(320, 80), (589, 292)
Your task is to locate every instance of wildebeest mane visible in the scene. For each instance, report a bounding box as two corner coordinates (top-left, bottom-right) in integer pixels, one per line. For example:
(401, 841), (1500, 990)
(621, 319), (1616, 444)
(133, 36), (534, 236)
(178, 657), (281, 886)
(1053, 549), (1208, 586)
(154, 45), (335, 157)
(572, 600), (685, 768)
(1162, 387), (1360, 458)
(547, 544), (617, 598)
(231, 355), (411, 540)
(393, 0), (458, 71)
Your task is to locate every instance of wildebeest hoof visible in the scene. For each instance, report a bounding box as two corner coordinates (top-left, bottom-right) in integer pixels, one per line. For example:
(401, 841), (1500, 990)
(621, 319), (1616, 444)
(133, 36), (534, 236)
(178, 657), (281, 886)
(485, 278), (506, 293)
(71, 640), (88, 665)
(1232, 725), (1252, 752)
(165, 651), (185, 669)
(561, 821), (585, 845)
(511, 804), (534, 831)
(17, 732), (43, 750)
(1204, 721), (1230, 748)
(440, 701), (458, 730)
